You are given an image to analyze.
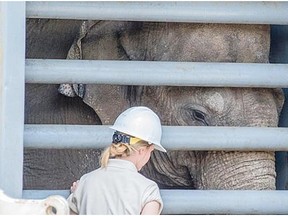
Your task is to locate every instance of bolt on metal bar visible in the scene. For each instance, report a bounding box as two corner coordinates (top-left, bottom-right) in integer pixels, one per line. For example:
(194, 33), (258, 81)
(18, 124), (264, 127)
(0, 2), (25, 198)
(24, 125), (288, 151)
(26, 2), (288, 25)
(22, 189), (288, 215)
(25, 59), (288, 88)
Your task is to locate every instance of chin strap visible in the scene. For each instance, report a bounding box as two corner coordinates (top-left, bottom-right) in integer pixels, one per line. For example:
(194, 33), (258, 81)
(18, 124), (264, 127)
(112, 132), (141, 145)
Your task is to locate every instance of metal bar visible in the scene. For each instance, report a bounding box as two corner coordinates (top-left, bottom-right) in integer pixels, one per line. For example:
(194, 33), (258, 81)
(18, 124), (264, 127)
(0, 190), (69, 215)
(0, 2), (25, 198)
(26, 2), (288, 25)
(25, 59), (288, 88)
(22, 189), (288, 215)
(24, 125), (288, 151)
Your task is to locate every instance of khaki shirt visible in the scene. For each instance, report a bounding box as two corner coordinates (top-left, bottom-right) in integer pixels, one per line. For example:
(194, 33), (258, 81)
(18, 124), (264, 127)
(67, 159), (163, 214)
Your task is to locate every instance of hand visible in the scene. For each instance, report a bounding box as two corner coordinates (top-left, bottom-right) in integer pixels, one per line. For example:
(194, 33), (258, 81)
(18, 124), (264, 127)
(70, 180), (79, 193)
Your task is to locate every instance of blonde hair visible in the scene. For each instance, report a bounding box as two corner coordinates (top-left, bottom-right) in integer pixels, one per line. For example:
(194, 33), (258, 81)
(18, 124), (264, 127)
(100, 140), (150, 168)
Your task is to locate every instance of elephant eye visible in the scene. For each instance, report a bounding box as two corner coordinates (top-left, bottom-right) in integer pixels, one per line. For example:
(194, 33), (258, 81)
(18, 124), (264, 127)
(180, 106), (209, 126)
(193, 110), (205, 120)
(192, 110), (208, 125)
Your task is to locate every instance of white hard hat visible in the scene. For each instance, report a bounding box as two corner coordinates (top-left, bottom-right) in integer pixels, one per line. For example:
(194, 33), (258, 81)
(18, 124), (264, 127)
(110, 106), (166, 152)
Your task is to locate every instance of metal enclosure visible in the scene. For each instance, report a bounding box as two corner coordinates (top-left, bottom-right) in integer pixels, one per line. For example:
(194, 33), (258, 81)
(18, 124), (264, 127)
(0, 1), (288, 214)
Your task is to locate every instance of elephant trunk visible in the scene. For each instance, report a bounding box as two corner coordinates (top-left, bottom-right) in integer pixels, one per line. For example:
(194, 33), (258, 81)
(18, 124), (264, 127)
(198, 151), (275, 190)
(198, 89), (279, 190)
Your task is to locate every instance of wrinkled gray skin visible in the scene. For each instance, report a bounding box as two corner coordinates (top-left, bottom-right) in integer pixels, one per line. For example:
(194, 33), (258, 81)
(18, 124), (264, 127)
(82, 85), (283, 189)
(62, 21), (284, 190)
(25, 19), (102, 190)
(25, 20), (284, 190)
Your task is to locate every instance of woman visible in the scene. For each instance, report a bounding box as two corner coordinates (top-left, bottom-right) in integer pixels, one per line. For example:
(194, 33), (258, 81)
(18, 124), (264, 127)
(67, 106), (166, 215)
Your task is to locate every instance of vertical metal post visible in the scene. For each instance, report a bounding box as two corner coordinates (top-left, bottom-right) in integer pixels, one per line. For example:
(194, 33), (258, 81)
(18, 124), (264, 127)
(0, 2), (25, 198)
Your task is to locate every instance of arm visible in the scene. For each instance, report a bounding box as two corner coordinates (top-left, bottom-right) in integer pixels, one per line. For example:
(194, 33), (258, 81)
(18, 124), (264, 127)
(141, 201), (161, 215)
(69, 209), (78, 215)
(67, 180), (80, 215)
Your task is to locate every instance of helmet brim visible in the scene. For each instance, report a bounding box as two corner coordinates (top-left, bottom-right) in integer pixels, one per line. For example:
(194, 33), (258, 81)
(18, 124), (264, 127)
(153, 143), (167, 152)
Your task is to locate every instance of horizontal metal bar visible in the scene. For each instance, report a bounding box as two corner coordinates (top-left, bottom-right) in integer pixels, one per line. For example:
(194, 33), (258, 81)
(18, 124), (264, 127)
(24, 124), (288, 151)
(26, 2), (288, 25)
(25, 59), (288, 88)
(22, 189), (288, 214)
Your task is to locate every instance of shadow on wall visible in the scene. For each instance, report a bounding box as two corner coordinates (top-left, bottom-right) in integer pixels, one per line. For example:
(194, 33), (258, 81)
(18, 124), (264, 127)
(270, 25), (288, 190)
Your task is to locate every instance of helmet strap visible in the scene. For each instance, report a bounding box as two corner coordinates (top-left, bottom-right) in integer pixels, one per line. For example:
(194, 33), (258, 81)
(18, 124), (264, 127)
(112, 132), (141, 145)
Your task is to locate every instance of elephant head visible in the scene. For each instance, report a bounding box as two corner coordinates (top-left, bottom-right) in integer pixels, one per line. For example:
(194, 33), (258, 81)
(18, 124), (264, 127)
(79, 85), (284, 190)
(59, 20), (285, 190)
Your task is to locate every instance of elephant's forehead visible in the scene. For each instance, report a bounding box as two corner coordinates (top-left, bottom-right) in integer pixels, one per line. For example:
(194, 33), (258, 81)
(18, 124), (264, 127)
(165, 87), (236, 114)
(195, 88), (235, 113)
(204, 92), (225, 113)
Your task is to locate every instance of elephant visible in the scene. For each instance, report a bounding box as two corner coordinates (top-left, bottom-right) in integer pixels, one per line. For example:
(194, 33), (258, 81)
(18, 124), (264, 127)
(24, 20), (285, 190)
(24, 19), (102, 190)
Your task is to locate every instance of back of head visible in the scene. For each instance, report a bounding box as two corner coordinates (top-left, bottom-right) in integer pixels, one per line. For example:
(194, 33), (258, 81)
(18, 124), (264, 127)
(100, 139), (149, 168)
(109, 106), (166, 152)
(101, 106), (166, 168)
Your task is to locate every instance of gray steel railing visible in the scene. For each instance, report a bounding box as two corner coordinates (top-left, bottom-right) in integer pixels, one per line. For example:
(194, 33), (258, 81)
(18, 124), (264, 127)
(1, 1), (288, 214)
(0, 2), (25, 199)
(24, 125), (288, 151)
(22, 189), (288, 215)
(26, 1), (288, 24)
(26, 59), (288, 88)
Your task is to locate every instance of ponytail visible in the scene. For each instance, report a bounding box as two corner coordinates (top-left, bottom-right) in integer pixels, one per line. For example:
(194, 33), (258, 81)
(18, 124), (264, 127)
(100, 141), (150, 168)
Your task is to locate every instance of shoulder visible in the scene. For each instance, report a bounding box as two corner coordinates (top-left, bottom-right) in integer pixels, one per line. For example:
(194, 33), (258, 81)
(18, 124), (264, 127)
(133, 173), (161, 197)
(78, 167), (103, 183)
(134, 171), (158, 186)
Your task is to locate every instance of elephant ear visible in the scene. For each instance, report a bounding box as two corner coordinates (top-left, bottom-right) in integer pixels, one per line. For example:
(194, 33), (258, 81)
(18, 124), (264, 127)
(58, 20), (99, 98)
(58, 20), (136, 124)
(272, 88), (285, 116)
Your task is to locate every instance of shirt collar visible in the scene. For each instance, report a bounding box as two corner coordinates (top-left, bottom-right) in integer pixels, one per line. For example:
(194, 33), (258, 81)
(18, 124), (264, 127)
(107, 159), (138, 172)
